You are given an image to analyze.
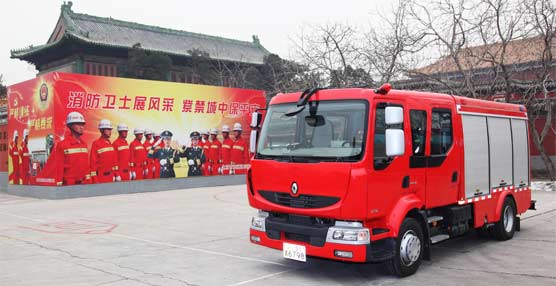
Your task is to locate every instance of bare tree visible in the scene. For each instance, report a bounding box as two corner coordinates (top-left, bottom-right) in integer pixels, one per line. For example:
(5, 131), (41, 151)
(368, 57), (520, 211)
(361, 0), (427, 83)
(293, 23), (366, 87)
(472, 0), (525, 100)
(521, 0), (556, 179)
(407, 0), (483, 97)
(372, 0), (555, 178)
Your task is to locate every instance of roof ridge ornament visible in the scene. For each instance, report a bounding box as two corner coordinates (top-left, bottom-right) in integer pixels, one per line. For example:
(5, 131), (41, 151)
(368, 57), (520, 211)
(252, 35), (260, 45)
(62, 1), (73, 12)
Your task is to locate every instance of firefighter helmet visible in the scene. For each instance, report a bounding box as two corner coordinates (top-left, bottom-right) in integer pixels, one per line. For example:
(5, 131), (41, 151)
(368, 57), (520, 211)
(117, 123), (129, 131)
(221, 125), (230, 133)
(233, 123), (243, 131)
(144, 129), (154, 135)
(66, 111), (85, 125)
(98, 119), (113, 130)
(23, 129), (29, 137)
(161, 130), (173, 138)
(133, 128), (144, 135)
(190, 131), (201, 139)
(154, 131), (161, 137)
(201, 130), (209, 136)
(210, 128), (218, 135)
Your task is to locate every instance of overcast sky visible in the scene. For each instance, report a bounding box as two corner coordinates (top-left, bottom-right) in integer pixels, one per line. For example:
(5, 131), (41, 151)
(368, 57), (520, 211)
(0, 0), (391, 85)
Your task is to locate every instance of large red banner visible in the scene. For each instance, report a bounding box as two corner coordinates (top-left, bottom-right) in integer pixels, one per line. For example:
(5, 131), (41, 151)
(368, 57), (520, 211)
(7, 72), (265, 186)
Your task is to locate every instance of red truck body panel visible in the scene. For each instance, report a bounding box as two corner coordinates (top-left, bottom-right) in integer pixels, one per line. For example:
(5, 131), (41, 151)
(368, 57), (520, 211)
(248, 87), (531, 263)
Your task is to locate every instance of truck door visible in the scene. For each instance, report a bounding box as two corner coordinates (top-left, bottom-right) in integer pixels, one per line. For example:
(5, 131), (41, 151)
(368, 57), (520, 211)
(368, 100), (412, 217)
(425, 107), (460, 207)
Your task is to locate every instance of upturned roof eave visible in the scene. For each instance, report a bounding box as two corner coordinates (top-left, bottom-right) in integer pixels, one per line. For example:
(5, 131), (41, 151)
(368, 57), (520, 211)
(12, 4), (269, 65)
(11, 32), (266, 65)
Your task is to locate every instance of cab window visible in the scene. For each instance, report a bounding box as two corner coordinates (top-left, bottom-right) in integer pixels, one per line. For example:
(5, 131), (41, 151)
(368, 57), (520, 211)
(410, 110), (427, 156)
(431, 109), (453, 155)
(374, 103), (403, 170)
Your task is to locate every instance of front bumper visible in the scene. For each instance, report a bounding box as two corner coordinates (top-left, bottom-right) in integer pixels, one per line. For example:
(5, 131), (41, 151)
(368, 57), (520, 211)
(249, 213), (394, 263)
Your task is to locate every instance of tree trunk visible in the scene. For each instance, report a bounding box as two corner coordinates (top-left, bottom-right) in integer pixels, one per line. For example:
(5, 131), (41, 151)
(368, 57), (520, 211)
(528, 118), (556, 180)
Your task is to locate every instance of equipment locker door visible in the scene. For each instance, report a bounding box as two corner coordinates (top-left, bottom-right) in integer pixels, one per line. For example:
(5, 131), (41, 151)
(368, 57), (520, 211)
(461, 115), (490, 198)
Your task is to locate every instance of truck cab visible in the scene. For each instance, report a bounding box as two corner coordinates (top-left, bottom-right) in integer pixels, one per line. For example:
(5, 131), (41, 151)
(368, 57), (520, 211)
(247, 85), (534, 277)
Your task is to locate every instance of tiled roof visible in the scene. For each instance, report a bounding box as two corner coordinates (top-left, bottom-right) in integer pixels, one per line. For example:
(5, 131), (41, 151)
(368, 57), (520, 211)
(412, 34), (556, 75)
(11, 2), (270, 65)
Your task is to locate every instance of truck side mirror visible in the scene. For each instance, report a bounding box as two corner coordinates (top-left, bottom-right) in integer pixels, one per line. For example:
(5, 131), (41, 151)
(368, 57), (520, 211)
(250, 112), (260, 129)
(249, 130), (258, 153)
(385, 106), (405, 157)
(385, 129), (405, 157)
(385, 106), (403, 125)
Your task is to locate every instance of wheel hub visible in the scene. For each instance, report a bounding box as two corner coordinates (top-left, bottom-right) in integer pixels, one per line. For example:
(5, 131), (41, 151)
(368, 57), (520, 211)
(400, 230), (421, 266)
(503, 205), (514, 233)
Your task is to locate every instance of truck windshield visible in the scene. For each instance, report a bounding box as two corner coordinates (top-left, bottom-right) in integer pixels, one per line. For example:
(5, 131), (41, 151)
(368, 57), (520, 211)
(256, 100), (368, 162)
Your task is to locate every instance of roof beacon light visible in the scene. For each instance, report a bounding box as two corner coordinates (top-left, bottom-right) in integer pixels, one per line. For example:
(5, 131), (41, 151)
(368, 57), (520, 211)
(375, 83), (392, 95)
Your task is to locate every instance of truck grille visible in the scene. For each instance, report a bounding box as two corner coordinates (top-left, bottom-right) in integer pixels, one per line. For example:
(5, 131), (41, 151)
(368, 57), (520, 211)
(266, 214), (332, 247)
(258, 190), (340, 209)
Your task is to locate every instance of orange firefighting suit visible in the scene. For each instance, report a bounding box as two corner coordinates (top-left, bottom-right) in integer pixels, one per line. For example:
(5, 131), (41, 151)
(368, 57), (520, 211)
(90, 137), (118, 183)
(113, 137), (131, 181)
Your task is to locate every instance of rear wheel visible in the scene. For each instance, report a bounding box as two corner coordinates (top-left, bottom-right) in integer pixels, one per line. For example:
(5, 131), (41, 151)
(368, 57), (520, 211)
(386, 218), (424, 277)
(492, 197), (516, 241)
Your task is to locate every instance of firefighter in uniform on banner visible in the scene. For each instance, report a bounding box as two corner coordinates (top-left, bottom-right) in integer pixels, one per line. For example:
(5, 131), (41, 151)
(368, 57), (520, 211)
(148, 130), (180, 178)
(90, 119), (118, 183)
(180, 131), (206, 177)
(129, 128), (147, 180)
(220, 125), (233, 175)
(151, 131), (163, 179)
(200, 130), (210, 175)
(9, 131), (21, 184)
(53, 112), (91, 185)
(21, 129), (31, 185)
(230, 123), (250, 174)
(113, 123), (131, 181)
(46, 133), (54, 157)
(208, 128), (222, 175)
(143, 129), (155, 179)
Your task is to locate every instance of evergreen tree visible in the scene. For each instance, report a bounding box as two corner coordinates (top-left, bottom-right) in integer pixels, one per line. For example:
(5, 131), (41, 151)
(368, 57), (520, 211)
(123, 44), (172, 81)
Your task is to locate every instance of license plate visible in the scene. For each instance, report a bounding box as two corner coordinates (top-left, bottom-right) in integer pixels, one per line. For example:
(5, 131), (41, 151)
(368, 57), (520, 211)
(282, 242), (306, 262)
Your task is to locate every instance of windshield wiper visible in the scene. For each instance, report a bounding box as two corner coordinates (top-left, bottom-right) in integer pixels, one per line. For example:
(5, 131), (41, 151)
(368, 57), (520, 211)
(256, 153), (303, 163)
(285, 87), (328, 117)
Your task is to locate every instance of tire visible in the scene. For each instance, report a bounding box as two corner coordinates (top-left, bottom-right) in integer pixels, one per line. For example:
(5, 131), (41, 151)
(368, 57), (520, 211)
(492, 197), (516, 241)
(386, 218), (424, 277)
(476, 227), (491, 239)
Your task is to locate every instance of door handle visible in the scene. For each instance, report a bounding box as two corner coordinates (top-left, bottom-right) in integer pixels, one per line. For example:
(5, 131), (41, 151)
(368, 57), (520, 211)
(402, 176), (410, 188)
(451, 171), (458, 183)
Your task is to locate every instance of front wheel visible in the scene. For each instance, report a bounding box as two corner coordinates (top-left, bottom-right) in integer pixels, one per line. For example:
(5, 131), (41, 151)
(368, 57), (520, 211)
(492, 197), (517, 241)
(386, 218), (424, 277)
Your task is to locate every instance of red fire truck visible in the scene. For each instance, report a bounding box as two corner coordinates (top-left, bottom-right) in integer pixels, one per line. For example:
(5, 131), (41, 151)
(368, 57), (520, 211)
(247, 84), (536, 277)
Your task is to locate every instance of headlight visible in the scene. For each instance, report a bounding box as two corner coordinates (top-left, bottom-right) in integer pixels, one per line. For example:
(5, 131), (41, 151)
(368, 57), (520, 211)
(250, 210), (268, 232)
(326, 221), (370, 245)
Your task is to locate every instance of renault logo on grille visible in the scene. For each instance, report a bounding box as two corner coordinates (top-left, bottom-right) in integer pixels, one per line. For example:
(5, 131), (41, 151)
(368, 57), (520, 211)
(291, 182), (299, 195)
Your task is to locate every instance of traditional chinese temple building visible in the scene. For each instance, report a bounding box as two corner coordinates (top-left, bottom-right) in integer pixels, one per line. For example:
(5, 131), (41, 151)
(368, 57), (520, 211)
(10, 2), (271, 87)
(396, 35), (556, 173)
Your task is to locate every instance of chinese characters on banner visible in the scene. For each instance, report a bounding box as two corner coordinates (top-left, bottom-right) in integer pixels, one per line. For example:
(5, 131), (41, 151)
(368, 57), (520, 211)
(67, 92), (260, 115)
(7, 72), (266, 186)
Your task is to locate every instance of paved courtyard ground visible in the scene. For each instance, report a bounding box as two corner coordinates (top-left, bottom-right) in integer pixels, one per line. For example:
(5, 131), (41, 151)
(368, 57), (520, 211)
(1, 185), (554, 286)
